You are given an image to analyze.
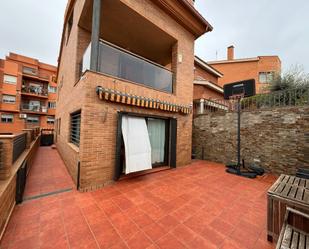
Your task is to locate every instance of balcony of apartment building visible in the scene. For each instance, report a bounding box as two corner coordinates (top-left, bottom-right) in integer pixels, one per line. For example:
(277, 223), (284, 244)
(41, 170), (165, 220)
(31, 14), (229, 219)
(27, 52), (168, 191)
(20, 100), (48, 115)
(21, 79), (48, 99)
(77, 0), (177, 93)
(22, 66), (50, 82)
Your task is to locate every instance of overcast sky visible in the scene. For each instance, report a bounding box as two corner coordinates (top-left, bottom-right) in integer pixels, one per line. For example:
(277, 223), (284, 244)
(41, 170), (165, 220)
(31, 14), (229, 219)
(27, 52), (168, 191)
(0, 0), (308, 72)
(195, 0), (309, 72)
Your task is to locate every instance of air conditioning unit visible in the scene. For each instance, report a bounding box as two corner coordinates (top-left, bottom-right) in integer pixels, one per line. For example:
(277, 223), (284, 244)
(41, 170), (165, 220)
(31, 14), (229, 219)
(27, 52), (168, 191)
(19, 114), (27, 119)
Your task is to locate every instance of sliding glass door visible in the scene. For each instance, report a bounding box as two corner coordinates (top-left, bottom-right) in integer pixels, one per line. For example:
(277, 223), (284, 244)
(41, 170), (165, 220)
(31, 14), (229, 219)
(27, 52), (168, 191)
(147, 118), (167, 165)
(114, 113), (173, 180)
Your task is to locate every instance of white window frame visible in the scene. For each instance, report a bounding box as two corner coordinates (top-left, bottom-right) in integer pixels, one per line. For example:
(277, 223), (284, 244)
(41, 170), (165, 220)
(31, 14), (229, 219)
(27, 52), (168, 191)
(47, 117), (55, 124)
(48, 101), (56, 109)
(3, 75), (17, 85)
(259, 72), (274, 84)
(48, 86), (57, 93)
(27, 116), (39, 123)
(1, 114), (14, 123)
(2, 95), (16, 103)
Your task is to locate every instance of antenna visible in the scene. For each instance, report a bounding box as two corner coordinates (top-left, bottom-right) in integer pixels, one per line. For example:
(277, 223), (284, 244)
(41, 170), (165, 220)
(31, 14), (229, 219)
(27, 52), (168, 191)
(215, 50), (218, 60)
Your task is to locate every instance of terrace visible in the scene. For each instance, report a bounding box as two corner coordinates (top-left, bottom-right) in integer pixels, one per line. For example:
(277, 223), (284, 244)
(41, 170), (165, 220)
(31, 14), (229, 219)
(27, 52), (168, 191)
(0, 146), (276, 249)
(78, 0), (177, 93)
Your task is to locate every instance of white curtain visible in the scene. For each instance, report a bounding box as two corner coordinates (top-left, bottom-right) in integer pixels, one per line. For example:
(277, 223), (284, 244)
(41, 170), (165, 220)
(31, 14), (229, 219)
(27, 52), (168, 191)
(122, 116), (152, 174)
(147, 118), (166, 164)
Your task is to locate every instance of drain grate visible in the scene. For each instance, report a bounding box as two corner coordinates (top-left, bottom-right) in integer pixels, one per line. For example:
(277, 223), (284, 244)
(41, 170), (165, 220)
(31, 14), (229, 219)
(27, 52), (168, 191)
(22, 187), (73, 202)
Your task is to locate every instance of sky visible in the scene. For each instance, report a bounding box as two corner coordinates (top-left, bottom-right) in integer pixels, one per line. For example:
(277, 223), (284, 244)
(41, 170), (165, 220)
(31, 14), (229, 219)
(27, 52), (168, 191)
(0, 0), (308, 72)
(195, 0), (309, 72)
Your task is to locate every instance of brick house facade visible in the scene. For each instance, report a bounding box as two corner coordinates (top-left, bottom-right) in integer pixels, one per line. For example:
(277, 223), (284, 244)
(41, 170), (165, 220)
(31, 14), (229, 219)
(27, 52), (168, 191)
(55, 0), (212, 190)
(194, 56), (224, 101)
(0, 53), (57, 134)
(208, 46), (281, 94)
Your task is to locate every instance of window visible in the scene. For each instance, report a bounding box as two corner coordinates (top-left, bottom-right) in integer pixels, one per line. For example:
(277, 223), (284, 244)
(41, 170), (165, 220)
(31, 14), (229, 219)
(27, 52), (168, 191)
(48, 86), (57, 93)
(23, 67), (37, 75)
(3, 75), (17, 84)
(27, 116), (39, 124)
(82, 43), (91, 73)
(2, 95), (16, 103)
(70, 111), (81, 147)
(259, 72), (274, 83)
(48, 101), (56, 109)
(1, 114), (14, 123)
(47, 117), (55, 124)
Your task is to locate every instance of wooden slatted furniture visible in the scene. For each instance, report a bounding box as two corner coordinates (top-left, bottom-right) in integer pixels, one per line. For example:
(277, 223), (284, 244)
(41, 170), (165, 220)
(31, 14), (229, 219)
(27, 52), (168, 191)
(276, 207), (309, 249)
(268, 174), (309, 242)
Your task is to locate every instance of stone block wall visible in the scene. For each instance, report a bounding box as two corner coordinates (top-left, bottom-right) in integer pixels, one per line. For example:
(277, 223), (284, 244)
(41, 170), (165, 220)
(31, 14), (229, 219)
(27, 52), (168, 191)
(193, 106), (309, 175)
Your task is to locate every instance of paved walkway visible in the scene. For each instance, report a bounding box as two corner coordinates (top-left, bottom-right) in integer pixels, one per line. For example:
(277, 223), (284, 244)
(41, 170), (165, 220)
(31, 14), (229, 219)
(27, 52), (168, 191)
(23, 146), (74, 199)
(0, 147), (277, 249)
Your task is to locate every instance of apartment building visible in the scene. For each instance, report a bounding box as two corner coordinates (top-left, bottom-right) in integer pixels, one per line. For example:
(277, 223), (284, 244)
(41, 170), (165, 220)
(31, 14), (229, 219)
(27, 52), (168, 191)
(0, 53), (57, 134)
(56, 0), (212, 190)
(208, 46), (281, 94)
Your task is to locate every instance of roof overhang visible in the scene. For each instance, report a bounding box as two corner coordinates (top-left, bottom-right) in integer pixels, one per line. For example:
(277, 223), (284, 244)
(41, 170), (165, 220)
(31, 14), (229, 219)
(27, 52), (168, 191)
(208, 57), (260, 65)
(149, 0), (213, 38)
(194, 56), (223, 77)
(194, 80), (224, 93)
(57, 0), (212, 78)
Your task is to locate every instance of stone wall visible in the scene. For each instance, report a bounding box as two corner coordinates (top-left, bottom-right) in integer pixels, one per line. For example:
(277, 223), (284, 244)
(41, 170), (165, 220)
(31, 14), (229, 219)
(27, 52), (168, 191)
(193, 106), (309, 175)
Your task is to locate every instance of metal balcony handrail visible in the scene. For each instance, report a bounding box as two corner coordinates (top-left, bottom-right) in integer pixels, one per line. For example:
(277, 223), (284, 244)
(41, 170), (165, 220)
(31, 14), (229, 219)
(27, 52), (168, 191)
(12, 133), (27, 163)
(21, 85), (48, 96)
(194, 86), (309, 114)
(21, 104), (48, 113)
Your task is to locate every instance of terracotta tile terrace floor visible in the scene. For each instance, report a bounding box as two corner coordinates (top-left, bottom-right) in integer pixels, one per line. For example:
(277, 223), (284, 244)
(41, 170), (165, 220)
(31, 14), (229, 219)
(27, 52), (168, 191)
(0, 147), (278, 249)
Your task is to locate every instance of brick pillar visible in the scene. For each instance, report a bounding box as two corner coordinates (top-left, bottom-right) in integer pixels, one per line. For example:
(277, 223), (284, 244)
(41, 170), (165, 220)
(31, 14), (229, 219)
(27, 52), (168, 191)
(22, 129), (33, 148)
(0, 136), (14, 180)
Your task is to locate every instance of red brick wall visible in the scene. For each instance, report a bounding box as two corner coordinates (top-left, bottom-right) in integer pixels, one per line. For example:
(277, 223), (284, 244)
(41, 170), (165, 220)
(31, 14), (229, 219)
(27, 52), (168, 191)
(193, 63), (223, 100)
(193, 85), (223, 100)
(210, 56), (281, 94)
(56, 0), (196, 190)
(194, 64), (218, 84)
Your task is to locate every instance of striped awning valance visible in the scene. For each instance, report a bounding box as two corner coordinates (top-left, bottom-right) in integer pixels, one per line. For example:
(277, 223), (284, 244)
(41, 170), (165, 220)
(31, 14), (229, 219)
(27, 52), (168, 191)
(96, 86), (191, 115)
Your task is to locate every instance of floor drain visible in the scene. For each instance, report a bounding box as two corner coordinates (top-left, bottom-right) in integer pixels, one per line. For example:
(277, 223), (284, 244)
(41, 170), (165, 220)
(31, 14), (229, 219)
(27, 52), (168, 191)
(22, 187), (73, 202)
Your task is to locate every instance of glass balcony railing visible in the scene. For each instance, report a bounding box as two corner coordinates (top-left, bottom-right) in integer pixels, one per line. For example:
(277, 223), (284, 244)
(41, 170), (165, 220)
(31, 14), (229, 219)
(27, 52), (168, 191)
(21, 104), (47, 113)
(83, 41), (174, 93)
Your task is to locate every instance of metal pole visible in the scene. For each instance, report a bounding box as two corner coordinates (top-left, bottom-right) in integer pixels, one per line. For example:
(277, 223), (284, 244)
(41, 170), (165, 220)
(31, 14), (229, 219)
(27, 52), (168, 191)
(90, 0), (101, 71)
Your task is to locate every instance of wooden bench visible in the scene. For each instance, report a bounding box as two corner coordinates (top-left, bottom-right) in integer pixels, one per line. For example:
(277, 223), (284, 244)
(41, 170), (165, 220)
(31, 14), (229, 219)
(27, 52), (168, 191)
(268, 174), (309, 242)
(276, 207), (309, 249)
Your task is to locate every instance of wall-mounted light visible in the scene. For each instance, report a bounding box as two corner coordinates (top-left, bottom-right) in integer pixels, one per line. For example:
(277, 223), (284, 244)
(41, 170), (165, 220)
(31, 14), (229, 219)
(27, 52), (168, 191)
(178, 54), (183, 63)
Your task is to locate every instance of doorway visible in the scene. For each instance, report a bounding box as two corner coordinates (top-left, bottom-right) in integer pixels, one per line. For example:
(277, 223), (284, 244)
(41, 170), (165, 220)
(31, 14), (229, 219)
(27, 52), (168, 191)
(114, 112), (177, 180)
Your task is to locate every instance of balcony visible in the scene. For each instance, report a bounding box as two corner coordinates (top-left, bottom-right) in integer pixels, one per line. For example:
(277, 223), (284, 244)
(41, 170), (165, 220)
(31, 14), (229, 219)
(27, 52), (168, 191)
(22, 67), (50, 82)
(21, 84), (48, 98)
(83, 41), (174, 93)
(78, 0), (177, 94)
(21, 103), (48, 114)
